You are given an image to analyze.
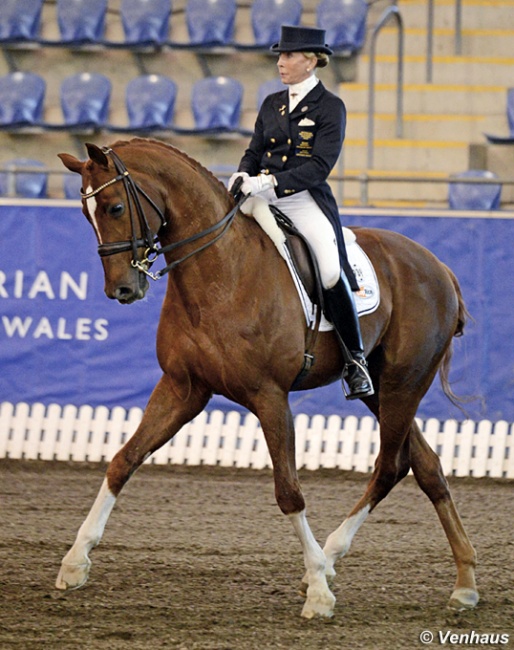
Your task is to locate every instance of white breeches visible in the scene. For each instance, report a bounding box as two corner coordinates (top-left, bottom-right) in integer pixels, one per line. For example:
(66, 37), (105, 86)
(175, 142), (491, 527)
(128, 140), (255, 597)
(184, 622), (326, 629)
(262, 189), (341, 289)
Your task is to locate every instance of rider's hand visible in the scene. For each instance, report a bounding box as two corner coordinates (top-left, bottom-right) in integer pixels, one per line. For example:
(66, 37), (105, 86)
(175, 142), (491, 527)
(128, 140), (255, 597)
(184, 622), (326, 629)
(241, 174), (277, 196)
(228, 172), (249, 192)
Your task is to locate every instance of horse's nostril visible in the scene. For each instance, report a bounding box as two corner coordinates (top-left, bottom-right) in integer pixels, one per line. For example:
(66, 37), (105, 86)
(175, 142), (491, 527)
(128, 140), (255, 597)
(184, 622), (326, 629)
(113, 286), (135, 302)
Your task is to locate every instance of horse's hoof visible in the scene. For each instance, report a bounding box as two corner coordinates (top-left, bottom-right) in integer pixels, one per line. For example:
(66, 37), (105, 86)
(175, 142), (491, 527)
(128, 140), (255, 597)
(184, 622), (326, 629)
(299, 572), (334, 599)
(448, 587), (479, 611)
(300, 590), (336, 619)
(55, 559), (91, 591)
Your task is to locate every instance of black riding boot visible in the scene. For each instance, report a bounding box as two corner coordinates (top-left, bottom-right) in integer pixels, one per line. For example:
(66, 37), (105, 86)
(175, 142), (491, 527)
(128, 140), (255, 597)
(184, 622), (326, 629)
(323, 274), (374, 400)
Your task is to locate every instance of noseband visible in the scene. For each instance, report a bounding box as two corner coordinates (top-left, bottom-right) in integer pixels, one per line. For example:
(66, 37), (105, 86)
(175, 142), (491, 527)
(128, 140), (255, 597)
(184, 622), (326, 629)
(81, 147), (244, 280)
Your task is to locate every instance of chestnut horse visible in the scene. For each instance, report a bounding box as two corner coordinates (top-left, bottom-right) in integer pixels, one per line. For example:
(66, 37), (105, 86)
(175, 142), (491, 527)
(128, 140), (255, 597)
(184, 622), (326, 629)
(56, 138), (478, 618)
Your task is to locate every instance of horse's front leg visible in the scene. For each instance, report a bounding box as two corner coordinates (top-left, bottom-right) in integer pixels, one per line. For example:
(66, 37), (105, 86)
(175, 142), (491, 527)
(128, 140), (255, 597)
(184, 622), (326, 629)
(56, 374), (209, 591)
(256, 396), (335, 619)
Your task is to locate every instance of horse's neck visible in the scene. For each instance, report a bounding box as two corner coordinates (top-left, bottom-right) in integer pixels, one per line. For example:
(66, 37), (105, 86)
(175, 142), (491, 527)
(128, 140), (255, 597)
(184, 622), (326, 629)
(139, 144), (285, 295)
(160, 198), (283, 301)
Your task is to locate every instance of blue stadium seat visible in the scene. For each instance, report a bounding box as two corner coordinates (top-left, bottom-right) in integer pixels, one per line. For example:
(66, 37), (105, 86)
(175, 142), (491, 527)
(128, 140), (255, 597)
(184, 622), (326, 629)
(316, 0), (368, 54)
(484, 88), (514, 145)
(448, 170), (502, 211)
(53, 0), (107, 46)
(189, 76), (243, 133)
(119, 0), (171, 47)
(186, 0), (236, 46)
(0, 72), (46, 130)
(0, 0), (43, 44)
(63, 173), (83, 199)
(251, 0), (302, 48)
(110, 75), (177, 131)
(257, 78), (287, 109)
(0, 159), (48, 198)
(53, 73), (111, 130)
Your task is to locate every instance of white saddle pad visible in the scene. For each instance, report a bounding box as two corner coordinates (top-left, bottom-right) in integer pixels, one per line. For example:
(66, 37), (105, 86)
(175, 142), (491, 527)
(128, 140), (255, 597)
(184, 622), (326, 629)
(244, 197), (380, 331)
(284, 228), (380, 331)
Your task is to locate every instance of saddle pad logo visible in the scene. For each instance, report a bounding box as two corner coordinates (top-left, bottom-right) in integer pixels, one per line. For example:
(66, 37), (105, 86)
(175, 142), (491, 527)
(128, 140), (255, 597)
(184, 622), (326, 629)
(356, 285), (376, 299)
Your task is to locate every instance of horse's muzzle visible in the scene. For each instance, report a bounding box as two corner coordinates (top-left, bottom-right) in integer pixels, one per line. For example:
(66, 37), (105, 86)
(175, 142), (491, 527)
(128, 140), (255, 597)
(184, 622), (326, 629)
(107, 273), (149, 304)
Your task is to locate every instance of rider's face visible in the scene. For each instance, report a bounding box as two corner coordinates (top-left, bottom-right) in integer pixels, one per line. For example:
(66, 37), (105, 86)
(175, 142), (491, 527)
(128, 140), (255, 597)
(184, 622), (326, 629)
(277, 52), (315, 86)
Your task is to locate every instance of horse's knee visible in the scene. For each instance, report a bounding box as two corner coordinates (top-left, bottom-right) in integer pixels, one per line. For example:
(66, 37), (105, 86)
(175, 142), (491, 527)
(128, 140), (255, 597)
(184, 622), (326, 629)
(106, 446), (145, 496)
(373, 467), (398, 498)
(275, 480), (305, 515)
(371, 436), (412, 499)
(364, 458), (409, 509)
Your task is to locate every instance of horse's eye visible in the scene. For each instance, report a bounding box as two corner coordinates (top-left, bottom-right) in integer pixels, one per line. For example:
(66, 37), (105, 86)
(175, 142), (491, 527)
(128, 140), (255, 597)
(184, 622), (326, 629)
(107, 203), (125, 218)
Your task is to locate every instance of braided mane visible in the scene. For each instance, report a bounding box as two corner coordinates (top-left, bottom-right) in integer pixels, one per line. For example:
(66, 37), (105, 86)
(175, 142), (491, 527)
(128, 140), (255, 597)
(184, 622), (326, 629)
(110, 137), (230, 197)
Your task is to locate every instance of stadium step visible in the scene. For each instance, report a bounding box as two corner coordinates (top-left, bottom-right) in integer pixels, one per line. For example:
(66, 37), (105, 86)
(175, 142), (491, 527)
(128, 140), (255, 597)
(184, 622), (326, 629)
(369, 27), (514, 58)
(346, 112), (501, 142)
(341, 82), (507, 116)
(394, 0), (514, 31)
(356, 54), (514, 86)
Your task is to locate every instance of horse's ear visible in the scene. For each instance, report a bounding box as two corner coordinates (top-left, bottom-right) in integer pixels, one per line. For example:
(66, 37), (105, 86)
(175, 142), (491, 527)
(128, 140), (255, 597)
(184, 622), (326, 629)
(58, 153), (84, 174)
(85, 143), (110, 169)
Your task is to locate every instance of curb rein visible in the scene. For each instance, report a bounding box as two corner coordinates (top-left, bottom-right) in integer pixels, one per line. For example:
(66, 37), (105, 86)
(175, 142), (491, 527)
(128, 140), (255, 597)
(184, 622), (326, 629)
(80, 147), (246, 280)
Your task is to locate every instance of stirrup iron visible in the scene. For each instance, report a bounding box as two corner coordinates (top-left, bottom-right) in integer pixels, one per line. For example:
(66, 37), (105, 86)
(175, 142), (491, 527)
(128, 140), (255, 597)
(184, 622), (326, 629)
(342, 357), (374, 401)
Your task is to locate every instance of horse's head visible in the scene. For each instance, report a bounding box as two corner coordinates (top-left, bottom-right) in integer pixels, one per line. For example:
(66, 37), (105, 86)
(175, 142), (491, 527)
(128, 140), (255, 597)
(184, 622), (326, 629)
(59, 142), (166, 304)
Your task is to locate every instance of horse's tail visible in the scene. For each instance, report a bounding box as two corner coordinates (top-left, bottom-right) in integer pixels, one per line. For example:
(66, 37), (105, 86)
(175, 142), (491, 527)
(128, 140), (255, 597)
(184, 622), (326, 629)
(449, 266), (470, 339)
(439, 265), (472, 412)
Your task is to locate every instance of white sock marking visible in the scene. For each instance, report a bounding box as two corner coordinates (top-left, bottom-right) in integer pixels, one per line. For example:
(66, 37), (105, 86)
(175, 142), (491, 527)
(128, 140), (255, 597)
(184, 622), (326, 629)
(324, 504), (371, 568)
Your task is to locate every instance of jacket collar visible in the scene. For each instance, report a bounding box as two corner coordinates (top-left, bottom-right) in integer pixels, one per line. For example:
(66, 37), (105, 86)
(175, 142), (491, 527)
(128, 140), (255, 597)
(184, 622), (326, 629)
(288, 75), (319, 107)
(270, 82), (326, 136)
(290, 81), (325, 119)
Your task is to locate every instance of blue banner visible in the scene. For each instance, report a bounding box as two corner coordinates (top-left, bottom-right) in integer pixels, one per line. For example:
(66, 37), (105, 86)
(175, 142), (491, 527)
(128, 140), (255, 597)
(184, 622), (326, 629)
(0, 203), (165, 408)
(0, 203), (512, 422)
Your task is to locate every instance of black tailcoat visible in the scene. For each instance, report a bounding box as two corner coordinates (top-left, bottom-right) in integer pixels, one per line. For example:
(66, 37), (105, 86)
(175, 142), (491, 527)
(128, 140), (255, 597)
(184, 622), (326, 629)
(238, 81), (357, 289)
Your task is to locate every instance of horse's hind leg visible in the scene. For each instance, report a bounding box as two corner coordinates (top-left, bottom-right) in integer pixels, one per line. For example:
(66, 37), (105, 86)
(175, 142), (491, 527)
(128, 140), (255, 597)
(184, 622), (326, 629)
(409, 423), (478, 610)
(56, 374), (209, 591)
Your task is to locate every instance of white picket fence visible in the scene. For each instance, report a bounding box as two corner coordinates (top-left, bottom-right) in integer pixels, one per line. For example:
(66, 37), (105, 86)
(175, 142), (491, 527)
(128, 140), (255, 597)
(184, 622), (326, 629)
(0, 401), (512, 478)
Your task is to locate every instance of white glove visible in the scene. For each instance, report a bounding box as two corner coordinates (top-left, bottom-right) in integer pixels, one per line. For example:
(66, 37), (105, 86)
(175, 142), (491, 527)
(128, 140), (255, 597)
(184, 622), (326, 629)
(228, 171), (249, 192)
(241, 174), (276, 196)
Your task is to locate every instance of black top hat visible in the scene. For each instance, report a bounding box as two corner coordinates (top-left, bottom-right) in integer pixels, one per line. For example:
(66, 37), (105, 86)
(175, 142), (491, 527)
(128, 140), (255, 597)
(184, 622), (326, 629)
(270, 25), (333, 55)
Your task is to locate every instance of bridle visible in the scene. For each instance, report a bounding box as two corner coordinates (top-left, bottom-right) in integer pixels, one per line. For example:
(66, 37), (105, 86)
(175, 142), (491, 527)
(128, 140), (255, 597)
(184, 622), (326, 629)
(82, 148), (166, 267)
(81, 147), (245, 280)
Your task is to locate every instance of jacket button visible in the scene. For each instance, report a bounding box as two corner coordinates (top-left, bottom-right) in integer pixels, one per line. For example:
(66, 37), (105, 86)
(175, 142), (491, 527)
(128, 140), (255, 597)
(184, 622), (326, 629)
(282, 155), (287, 162)
(287, 138), (292, 145)
(270, 138), (276, 143)
(266, 152), (272, 158)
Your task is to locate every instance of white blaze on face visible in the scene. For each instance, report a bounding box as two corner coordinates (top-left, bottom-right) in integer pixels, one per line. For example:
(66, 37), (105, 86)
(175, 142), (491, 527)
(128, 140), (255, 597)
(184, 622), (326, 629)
(84, 185), (103, 244)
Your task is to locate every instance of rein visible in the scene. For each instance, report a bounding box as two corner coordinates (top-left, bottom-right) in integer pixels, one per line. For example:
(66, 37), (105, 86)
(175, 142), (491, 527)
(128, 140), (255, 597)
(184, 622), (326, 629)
(150, 198), (243, 279)
(82, 147), (245, 280)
